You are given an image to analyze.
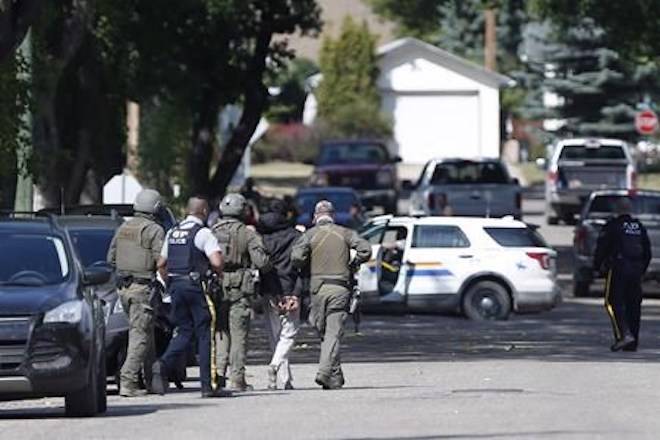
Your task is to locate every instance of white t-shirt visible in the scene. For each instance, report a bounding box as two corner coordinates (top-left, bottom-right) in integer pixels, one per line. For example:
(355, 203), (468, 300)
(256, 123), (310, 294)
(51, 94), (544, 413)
(160, 215), (221, 260)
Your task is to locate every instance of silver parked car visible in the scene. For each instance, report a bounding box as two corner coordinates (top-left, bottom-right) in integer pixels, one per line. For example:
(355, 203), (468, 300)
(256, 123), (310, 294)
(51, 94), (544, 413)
(540, 138), (637, 225)
(408, 158), (522, 219)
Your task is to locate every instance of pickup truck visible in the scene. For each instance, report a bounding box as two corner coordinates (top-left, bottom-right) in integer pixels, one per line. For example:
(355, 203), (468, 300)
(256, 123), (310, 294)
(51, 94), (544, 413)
(309, 140), (400, 214)
(573, 190), (660, 297)
(408, 158), (522, 219)
(543, 138), (636, 225)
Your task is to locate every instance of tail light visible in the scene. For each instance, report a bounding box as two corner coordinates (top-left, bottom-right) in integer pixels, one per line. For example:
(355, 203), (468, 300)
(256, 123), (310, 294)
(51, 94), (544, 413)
(547, 170), (558, 186)
(526, 252), (550, 270)
(574, 226), (587, 255)
(628, 167), (637, 189)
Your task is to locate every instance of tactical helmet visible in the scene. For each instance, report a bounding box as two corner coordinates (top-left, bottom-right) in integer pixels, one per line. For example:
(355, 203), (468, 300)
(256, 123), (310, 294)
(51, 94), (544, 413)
(220, 193), (247, 217)
(133, 189), (162, 214)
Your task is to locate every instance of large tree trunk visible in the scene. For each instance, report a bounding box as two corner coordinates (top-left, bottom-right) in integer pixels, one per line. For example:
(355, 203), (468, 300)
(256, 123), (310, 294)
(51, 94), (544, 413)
(0, 0), (42, 62)
(208, 27), (273, 200)
(189, 95), (219, 197)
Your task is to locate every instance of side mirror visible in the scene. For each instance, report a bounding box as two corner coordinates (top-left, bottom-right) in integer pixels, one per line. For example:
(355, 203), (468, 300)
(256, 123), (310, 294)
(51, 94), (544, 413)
(401, 180), (415, 191)
(511, 177), (520, 185)
(83, 267), (113, 286)
(535, 158), (547, 170)
(392, 156), (403, 163)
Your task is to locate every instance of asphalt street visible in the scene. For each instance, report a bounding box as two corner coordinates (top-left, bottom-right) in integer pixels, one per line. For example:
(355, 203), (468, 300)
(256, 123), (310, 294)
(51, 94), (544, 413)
(2, 192), (660, 439)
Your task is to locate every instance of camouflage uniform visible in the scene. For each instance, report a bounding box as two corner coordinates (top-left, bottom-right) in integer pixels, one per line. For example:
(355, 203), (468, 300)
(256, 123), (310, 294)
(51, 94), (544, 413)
(212, 217), (271, 390)
(291, 216), (371, 389)
(107, 213), (164, 394)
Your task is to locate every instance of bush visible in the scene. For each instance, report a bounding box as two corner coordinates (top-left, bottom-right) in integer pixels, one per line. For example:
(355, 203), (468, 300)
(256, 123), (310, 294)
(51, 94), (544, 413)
(252, 123), (319, 164)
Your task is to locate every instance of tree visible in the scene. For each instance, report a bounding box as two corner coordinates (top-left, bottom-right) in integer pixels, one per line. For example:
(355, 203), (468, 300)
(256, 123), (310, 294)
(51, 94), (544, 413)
(0, 0), (41, 62)
(365, 0), (443, 39)
(316, 17), (391, 139)
(531, 0), (660, 62)
(519, 17), (660, 141)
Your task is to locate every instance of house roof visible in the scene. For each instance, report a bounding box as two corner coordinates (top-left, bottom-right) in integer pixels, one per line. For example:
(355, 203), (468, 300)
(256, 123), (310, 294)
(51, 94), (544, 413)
(377, 37), (513, 89)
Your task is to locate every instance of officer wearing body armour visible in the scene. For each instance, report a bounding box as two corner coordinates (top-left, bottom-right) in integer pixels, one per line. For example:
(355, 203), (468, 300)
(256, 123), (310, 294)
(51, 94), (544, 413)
(152, 197), (232, 398)
(107, 189), (165, 397)
(291, 200), (371, 389)
(213, 193), (271, 392)
(594, 196), (652, 352)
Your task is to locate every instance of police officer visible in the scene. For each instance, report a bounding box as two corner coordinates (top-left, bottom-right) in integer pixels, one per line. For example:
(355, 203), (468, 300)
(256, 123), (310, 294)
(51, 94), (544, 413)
(291, 200), (371, 389)
(594, 196), (652, 352)
(107, 189), (165, 397)
(213, 193), (271, 391)
(152, 197), (232, 398)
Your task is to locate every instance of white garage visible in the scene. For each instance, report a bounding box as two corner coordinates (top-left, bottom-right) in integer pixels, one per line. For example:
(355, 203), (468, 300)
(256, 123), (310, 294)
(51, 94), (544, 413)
(378, 38), (511, 164)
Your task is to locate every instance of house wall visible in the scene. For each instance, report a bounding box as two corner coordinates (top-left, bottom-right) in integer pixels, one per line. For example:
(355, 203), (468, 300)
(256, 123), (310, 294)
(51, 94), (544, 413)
(378, 48), (501, 163)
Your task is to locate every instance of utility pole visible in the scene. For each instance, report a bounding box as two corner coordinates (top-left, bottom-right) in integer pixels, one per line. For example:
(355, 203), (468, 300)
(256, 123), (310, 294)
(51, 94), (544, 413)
(14, 30), (33, 212)
(484, 7), (497, 71)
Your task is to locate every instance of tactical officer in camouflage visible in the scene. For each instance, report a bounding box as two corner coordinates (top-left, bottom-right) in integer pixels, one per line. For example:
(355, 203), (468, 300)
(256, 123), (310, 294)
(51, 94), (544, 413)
(107, 189), (165, 397)
(213, 193), (271, 392)
(291, 200), (371, 390)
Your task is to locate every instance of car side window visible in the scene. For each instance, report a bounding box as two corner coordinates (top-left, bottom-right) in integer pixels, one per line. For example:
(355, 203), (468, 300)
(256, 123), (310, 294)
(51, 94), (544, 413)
(361, 224), (386, 245)
(412, 225), (470, 248)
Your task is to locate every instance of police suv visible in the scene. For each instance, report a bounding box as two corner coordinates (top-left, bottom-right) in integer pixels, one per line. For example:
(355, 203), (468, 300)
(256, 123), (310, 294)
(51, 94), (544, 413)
(357, 216), (560, 320)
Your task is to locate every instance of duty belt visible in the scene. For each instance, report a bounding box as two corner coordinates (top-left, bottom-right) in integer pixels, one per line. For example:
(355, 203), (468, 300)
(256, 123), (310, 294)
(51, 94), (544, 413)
(319, 278), (350, 289)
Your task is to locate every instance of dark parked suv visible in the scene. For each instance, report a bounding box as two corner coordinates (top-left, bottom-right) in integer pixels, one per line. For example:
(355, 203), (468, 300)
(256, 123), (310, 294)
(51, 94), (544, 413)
(0, 216), (110, 416)
(309, 140), (400, 213)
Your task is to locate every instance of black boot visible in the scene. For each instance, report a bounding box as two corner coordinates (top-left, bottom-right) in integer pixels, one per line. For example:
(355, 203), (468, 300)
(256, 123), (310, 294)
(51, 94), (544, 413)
(611, 335), (636, 352)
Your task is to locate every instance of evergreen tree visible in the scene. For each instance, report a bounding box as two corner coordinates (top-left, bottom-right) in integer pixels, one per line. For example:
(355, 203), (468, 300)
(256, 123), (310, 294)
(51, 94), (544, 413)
(521, 17), (660, 141)
(316, 16), (391, 138)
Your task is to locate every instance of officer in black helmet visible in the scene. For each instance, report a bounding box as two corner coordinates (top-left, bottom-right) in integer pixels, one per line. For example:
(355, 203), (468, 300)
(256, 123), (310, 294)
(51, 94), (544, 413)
(594, 195), (652, 352)
(152, 197), (232, 397)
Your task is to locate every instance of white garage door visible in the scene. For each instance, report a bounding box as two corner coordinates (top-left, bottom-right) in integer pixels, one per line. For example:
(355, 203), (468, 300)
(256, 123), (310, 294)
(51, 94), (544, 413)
(385, 93), (481, 164)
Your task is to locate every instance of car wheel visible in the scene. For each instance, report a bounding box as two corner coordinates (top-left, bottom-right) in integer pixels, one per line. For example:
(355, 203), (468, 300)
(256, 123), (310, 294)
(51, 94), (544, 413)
(65, 359), (99, 417)
(573, 280), (591, 298)
(97, 347), (107, 414)
(547, 215), (559, 225)
(462, 281), (512, 321)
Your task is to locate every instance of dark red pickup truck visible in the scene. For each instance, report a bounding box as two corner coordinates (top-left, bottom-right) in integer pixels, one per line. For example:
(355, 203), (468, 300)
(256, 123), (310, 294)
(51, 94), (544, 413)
(309, 140), (400, 213)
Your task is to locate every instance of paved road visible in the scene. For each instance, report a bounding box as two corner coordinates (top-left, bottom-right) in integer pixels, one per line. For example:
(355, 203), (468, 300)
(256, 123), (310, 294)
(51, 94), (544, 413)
(3, 193), (660, 439)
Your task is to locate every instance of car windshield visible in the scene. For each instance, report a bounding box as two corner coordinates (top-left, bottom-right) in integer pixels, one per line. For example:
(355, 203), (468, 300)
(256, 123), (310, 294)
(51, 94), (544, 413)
(296, 192), (358, 215)
(484, 227), (548, 248)
(318, 143), (389, 165)
(559, 145), (626, 160)
(68, 228), (116, 268)
(0, 233), (70, 286)
(430, 161), (510, 184)
(587, 195), (660, 218)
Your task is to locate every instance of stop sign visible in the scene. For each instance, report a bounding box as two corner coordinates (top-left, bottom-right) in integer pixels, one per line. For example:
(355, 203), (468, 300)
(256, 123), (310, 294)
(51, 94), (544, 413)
(635, 109), (658, 135)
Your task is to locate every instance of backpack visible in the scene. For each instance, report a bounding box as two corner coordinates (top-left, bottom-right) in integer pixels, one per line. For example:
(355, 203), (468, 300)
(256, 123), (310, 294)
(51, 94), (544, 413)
(213, 220), (248, 268)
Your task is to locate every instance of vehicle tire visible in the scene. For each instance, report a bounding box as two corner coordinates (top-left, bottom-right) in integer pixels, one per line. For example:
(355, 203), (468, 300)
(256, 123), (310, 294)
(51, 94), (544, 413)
(547, 215), (558, 225)
(562, 213), (576, 225)
(573, 280), (591, 298)
(65, 359), (99, 417)
(462, 280), (512, 321)
(97, 347), (107, 414)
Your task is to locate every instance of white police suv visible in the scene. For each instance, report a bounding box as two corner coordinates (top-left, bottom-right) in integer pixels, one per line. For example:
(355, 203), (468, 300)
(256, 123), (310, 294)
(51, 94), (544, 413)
(357, 216), (560, 320)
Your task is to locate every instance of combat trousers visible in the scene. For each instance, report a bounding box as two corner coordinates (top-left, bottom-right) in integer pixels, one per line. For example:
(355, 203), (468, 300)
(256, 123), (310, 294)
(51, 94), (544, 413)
(119, 284), (155, 390)
(161, 278), (219, 392)
(605, 266), (644, 344)
(265, 298), (300, 386)
(217, 294), (252, 385)
(311, 284), (349, 383)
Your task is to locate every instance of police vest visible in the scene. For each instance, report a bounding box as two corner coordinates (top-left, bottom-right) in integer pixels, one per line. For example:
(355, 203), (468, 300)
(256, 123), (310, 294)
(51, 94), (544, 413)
(115, 216), (156, 279)
(167, 222), (209, 276)
(212, 220), (249, 272)
(616, 217), (645, 260)
(308, 224), (350, 281)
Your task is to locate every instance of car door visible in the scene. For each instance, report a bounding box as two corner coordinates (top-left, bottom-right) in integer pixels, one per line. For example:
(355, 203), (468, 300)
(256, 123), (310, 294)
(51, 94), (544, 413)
(403, 223), (475, 301)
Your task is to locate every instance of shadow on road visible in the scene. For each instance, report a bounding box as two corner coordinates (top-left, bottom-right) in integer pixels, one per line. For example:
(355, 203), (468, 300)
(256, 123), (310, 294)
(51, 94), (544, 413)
(0, 402), (210, 420)
(339, 430), (607, 440)
(247, 298), (660, 365)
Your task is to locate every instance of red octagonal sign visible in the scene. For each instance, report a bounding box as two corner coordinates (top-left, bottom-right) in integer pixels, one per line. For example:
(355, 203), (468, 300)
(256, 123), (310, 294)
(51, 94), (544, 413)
(635, 109), (659, 135)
